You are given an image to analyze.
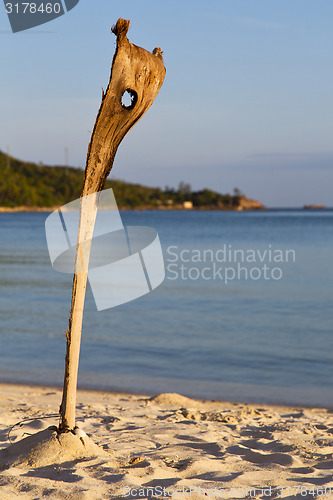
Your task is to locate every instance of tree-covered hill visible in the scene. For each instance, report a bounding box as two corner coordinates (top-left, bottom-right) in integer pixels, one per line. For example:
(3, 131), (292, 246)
(0, 151), (263, 210)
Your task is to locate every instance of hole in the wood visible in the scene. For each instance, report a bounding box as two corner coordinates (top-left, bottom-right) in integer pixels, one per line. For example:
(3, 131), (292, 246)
(121, 89), (138, 110)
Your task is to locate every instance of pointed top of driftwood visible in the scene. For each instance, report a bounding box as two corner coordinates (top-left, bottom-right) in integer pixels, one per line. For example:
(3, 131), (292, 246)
(111, 18), (130, 39)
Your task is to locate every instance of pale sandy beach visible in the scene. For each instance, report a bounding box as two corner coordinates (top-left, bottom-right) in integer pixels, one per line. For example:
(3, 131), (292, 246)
(0, 384), (333, 499)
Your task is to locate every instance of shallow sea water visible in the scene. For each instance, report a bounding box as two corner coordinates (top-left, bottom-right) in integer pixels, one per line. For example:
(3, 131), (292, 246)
(0, 209), (332, 407)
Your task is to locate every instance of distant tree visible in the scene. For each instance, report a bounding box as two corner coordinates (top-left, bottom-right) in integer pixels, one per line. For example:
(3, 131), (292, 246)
(178, 181), (192, 196)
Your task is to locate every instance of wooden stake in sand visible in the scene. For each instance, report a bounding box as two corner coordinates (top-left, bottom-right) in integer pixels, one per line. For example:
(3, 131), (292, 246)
(59, 18), (166, 432)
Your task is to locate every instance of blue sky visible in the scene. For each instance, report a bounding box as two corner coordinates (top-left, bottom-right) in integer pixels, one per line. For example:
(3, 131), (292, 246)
(1, 0), (333, 207)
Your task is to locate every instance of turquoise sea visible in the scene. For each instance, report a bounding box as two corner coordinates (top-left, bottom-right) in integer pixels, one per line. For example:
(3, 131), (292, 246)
(0, 209), (332, 408)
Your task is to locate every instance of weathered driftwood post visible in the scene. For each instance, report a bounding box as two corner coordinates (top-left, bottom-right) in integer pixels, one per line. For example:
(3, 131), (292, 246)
(59, 18), (165, 432)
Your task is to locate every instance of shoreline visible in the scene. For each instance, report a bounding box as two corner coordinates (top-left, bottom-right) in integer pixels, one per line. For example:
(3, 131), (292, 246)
(0, 379), (332, 412)
(1, 372), (332, 411)
(0, 205), (265, 213)
(0, 206), (60, 213)
(0, 380), (332, 411)
(1, 382), (333, 498)
(1, 205), (332, 213)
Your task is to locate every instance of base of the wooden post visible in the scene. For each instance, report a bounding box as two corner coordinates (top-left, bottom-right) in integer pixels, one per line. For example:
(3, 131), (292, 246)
(0, 426), (108, 469)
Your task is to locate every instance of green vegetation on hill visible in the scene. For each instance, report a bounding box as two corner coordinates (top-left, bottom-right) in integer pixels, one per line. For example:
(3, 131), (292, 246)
(0, 151), (261, 209)
(0, 151), (83, 207)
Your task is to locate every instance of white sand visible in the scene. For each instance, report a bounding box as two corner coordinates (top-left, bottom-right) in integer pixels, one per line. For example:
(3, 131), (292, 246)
(0, 384), (333, 499)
